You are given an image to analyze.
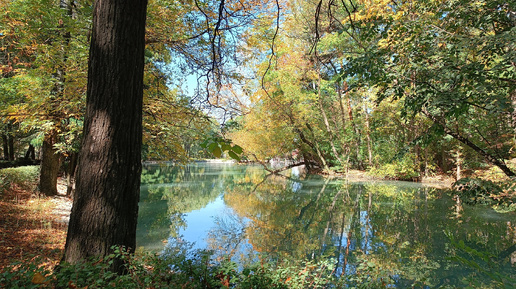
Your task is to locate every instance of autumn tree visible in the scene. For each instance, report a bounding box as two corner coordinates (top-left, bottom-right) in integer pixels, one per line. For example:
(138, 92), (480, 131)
(0, 1), (37, 162)
(0, 0), (89, 194)
(341, 0), (516, 177)
(63, 0), (148, 272)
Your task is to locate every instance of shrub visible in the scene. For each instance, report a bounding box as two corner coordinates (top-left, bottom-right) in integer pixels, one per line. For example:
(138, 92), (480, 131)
(0, 166), (40, 193)
(0, 246), (353, 289)
(368, 154), (420, 181)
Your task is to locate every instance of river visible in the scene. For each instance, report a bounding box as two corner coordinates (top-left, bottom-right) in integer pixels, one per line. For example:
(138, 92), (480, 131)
(136, 162), (515, 288)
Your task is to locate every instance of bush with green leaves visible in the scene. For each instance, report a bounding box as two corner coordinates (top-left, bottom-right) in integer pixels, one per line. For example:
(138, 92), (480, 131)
(368, 153), (420, 181)
(0, 165), (39, 193)
(0, 245), (357, 289)
(1, 247), (174, 289)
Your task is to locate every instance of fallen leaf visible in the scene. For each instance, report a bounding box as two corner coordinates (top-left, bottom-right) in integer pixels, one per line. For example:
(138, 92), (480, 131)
(31, 272), (48, 284)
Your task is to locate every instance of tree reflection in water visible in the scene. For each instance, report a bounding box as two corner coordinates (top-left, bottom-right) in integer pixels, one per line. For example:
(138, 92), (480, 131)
(138, 162), (516, 287)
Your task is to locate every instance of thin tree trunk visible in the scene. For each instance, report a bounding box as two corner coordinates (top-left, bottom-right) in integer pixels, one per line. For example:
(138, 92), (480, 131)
(251, 154), (305, 174)
(8, 136), (14, 161)
(2, 121), (15, 161)
(316, 77), (344, 167)
(329, 66), (350, 164)
(2, 134), (8, 160)
(66, 152), (78, 197)
(304, 123), (331, 172)
(344, 83), (362, 169)
(294, 127), (326, 171)
(363, 99), (373, 167)
(39, 0), (74, 197)
(24, 144), (36, 160)
(63, 0), (148, 273)
(455, 147), (462, 180)
(7, 123), (14, 161)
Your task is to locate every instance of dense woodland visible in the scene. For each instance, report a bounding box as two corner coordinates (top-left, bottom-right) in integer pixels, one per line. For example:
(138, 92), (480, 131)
(0, 0), (515, 278)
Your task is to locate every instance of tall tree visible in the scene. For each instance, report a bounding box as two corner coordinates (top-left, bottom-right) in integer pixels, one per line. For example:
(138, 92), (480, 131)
(63, 0), (148, 272)
(1, 0), (89, 194)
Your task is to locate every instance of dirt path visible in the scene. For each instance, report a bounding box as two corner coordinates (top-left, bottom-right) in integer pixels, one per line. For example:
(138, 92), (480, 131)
(0, 183), (71, 271)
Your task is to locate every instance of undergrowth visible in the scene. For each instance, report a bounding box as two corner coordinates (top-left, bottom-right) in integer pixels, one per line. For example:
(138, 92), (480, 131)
(368, 154), (420, 181)
(0, 245), (392, 289)
(0, 165), (40, 193)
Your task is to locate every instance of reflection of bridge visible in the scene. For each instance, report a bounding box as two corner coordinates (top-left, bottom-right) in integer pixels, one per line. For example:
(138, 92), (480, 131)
(268, 158), (297, 169)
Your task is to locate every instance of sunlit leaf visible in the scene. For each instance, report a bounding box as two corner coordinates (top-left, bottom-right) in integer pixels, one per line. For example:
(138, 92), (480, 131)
(221, 143), (232, 152)
(208, 142), (218, 152)
(212, 146), (222, 158)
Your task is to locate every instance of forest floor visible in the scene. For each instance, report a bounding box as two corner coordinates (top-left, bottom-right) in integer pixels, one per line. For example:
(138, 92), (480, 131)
(0, 180), (71, 271)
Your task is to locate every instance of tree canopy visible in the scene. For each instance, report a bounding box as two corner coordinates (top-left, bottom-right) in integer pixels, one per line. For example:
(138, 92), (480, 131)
(0, 0), (515, 269)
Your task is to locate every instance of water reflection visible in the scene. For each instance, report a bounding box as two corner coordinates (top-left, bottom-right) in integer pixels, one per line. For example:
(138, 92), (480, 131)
(137, 162), (516, 287)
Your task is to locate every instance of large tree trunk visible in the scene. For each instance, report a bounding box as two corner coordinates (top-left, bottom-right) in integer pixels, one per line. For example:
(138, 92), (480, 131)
(39, 130), (61, 196)
(63, 0), (148, 273)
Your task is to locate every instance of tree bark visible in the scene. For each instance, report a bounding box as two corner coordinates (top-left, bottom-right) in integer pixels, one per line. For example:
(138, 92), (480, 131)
(363, 99), (373, 167)
(39, 131), (61, 196)
(63, 0), (148, 273)
(65, 151), (78, 197)
(2, 134), (8, 160)
(7, 123), (14, 161)
(251, 154), (306, 174)
(344, 82), (362, 169)
(2, 122), (15, 161)
(24, 144), (36, 160)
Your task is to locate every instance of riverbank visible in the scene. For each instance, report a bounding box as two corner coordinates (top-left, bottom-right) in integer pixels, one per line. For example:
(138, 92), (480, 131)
(0, 161), (508, 272)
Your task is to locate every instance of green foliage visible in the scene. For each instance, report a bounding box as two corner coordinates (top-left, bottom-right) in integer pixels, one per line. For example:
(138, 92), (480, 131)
(1, 246), (173, 289)
(368, 153), (420, 181)
(200, 136), (243, 161)
(0, 166), (39, 193)
(0, 259), (45, 289)
(344, 258), (394, 289)
(0, 245), (344, 288)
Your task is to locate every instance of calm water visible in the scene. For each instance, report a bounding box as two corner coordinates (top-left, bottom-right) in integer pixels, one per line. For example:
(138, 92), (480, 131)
(136, 162), (516, 287)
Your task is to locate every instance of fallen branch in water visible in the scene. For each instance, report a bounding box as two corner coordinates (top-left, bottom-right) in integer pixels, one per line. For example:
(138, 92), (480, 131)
(251, 154), (305, 174)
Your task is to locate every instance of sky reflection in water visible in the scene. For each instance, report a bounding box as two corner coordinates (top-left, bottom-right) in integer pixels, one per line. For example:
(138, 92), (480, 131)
(137, 162), (516, 287)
